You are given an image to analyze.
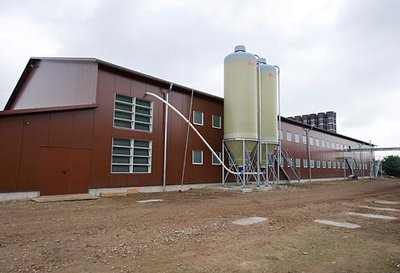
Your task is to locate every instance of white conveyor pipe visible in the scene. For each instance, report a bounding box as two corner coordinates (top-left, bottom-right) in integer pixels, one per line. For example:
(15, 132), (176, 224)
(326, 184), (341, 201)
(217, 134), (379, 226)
(146, 91), (245, 175)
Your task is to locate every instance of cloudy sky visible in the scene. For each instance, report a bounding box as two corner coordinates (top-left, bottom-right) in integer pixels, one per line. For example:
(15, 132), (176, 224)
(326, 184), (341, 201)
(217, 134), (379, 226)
(1, 0), (399, 157)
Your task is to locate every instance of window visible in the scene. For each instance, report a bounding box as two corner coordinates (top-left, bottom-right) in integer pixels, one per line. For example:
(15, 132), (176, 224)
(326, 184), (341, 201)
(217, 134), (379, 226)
(303, 159), (308, 168)
(322, 161), (326, 168)
(114, 94), (153, 131)
(212, 152), (221, 165)
(287, 157), (293, 167)
(342, 162), (346, 169)
(279, 130), (284, 140)
(310, 159), (315, 168)
(340, 144), (344, 151)
(295, 158), (301, 168)
(336, 143), (340, 150)
(321, 140), (325, 148)
(294, 133), (300, 143)
(327, 161), (332, 168)
(192, 150), (203, 165)
(317, 160), (321, 168)
(212, 115), (221, 129)
(309, 137), (314, 146)
(327, 141), (330, 149)
(302, 135), (307, 144)
(333, 161), (336, 169)
(111, 138), (152, 173)
(193, 111), (204, 126)
(279, 156), (284, 167)
(316, 138), (320, 147)
(286, 132), (292, 142)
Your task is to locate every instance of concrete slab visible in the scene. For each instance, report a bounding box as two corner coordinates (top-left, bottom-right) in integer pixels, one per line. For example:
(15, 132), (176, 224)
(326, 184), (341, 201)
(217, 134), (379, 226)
(232, 216), (268, 226)
(345, 212), (397, 220)
(374, 200), (400, 205)
(314, 219), (361, 229)
(359, 205), (400, 212)
(137, 199), (164, 203)
(32, 194), (98, 203)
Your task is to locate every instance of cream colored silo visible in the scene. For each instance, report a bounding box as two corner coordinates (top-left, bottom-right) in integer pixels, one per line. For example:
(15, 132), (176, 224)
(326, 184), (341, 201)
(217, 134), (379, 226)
(224, 45), (258, 166)
(258, 59), (278, 167)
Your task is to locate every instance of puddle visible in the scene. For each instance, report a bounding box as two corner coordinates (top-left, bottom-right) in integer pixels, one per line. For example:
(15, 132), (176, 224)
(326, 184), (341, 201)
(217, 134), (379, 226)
(137, 199), (164, 203)
(374, 200), (400, 205)
(359, 205), (400, 212)
(233, 216), (268, 226)
(346, 212), (397, 220)
(314, 219), (360, 229)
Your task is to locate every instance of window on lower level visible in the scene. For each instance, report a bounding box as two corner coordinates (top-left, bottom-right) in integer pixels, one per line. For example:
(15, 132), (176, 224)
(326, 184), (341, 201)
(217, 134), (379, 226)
(295, 158), (301, 168)
(193, 111), (204, 126)
(212, 152), (221, 165)
(316, 139), (320, 147)
(111, 138), (152, 173)
(310, 159), (314, 168)
(333, 161), (336, 169)
(302, 135), (307, 144)
(317, 160), (321, 168)
(322, 161), (326, 168)
(287, 157), (293, 168)
(192, 150), (203, 165)
(327, 161), (332, 168)
(303, 159), (308, 168)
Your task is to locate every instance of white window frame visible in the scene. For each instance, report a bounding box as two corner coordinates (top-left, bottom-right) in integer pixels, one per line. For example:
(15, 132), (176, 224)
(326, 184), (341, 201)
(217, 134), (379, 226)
(279, 130), (284, 140)
(310, 159), (315, 168)
(322, 161), (326, 168)
(192, 150), (203, 165)
(212, 115), (221, 129)
(212, 152), (221, 165)
(317, 160), (321, 168)
(287, 157), (293, 167)
(321, 140), (325, 148)
(303, 159), (308, 168)
(302, 135), (307, 144)
(316, 138), (320, 147)
(295, 158), (301, 168)
(286, 132), (292, 142)
(294, 134), (300, 143)
(114, 93), (153, 132)
(193, 111), (204, 126)
(111, 138), (152, 174)
(327, 161), (332, 168)
(309, 137), (314, 146)
(333, 161), (336, 169)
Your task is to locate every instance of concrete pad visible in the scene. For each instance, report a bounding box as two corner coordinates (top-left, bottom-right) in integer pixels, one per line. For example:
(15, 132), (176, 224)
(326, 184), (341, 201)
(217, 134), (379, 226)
(374, 200), (400, 205)
(232, 216), (268, 226)
(314, 219), (361, 229)
(359, 205), (400, 212)
(346, 212), (397, 220)
(136, 199), (164, 203)
(32, 194), (98, 203)
(127, 188), (139, 195)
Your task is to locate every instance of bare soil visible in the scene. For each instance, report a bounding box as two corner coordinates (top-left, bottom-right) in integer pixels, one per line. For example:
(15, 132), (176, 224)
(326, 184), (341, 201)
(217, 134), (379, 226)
(1, 178), (400, 273)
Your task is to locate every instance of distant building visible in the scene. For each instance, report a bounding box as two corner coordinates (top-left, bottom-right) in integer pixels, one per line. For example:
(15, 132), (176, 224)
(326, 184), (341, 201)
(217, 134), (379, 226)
(288, 111), (337, 133)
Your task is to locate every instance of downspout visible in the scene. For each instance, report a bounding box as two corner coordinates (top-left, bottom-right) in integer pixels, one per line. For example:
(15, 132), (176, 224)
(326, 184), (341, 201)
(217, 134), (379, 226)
(162, 83), (173, 191)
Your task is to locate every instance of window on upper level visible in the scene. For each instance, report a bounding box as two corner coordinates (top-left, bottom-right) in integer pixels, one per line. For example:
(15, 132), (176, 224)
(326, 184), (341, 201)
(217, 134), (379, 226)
(114, 94), (153, 131)
(193, 111), (204, 126)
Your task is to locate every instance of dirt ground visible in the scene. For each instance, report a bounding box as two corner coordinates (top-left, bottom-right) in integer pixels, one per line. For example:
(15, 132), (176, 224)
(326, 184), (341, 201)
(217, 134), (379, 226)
(1, 178), (400, 273)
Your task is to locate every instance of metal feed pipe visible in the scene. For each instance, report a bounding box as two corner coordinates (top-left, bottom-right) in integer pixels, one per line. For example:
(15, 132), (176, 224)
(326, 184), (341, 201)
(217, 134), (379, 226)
(162, 83), (173, 191)
(145, 92), (245, 176)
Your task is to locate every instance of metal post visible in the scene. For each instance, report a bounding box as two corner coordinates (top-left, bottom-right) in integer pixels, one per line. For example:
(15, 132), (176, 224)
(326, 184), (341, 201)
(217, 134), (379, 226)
(162, 84), (173, 191)
(275, 65), (281, 185)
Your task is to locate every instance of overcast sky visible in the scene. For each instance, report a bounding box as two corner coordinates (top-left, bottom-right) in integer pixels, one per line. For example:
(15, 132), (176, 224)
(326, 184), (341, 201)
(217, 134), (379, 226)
(1, 0), (399, 157)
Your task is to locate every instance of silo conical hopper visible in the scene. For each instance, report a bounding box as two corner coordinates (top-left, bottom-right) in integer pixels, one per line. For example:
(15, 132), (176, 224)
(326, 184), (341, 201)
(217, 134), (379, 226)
(224, 45), (258, 167)
(258, 58), (278, 168)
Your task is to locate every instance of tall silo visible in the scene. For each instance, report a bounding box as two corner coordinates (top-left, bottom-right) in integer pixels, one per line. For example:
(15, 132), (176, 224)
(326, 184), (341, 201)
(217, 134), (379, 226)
(224, 45), (258, 167)
(258, 58), (278, 167)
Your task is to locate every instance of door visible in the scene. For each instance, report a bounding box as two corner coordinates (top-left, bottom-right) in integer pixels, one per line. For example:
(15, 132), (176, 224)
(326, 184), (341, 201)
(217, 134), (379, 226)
(40, 147), (91, 195)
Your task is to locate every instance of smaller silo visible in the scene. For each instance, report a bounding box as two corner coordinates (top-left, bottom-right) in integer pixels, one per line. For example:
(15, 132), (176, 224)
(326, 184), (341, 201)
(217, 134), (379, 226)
(302, 114), (310, 125)
(317, 112), (325, 130)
